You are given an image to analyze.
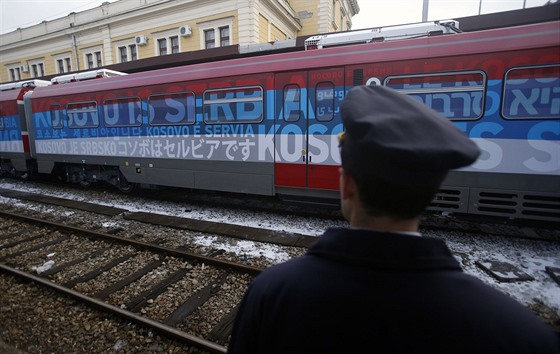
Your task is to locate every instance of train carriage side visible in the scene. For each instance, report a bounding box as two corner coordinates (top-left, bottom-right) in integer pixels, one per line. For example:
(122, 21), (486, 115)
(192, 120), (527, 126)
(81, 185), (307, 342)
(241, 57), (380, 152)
(0, 84), (44, 178)
(24, 20), (559, 222)
(332, 21), (559, 221)
(27, 70), (277, 195)
(271, 20), (559, 221)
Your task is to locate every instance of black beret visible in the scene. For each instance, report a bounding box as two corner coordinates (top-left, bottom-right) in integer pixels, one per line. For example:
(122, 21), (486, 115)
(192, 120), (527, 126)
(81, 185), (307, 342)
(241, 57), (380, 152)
(340, 85), (480, 187)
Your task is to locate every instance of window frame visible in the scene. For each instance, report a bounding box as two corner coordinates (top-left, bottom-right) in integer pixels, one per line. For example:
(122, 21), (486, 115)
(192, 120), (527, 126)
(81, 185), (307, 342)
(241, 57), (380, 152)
(219, 27), (229, 47)
(199, 18), (233, 49)
(501, 64), (560, 120)
(118, 46), (128, 62)
(384, 70), (487, 121)
(203, 85), (264, 125)
(53, 53), (72, 74)
(102, 96), (143, 128)
(66, 100), (99, 129)
(170, 36), (180, 54)
(28, 58), (45, 78)
(204, 29), (215, 49)
(282, 84), (302, 122)
(114, 39), (139, 63)
(153, 29), (182, 56)
(158, 38), (168, 55)
(147, 91), (197, 126)
(83, 47), (103, 69)
(7, 65), (21, 81)
(315, 81), (336, 122)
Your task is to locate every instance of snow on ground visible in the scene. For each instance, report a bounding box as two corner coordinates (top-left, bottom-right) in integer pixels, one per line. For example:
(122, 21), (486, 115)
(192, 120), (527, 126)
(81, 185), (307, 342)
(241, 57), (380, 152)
(0, 180), (558, 315)
(0, 181), (343, 236)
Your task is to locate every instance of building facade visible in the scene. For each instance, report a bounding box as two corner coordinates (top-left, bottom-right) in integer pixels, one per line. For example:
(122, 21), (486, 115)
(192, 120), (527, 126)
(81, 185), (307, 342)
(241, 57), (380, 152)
(0, 0), (359, 83)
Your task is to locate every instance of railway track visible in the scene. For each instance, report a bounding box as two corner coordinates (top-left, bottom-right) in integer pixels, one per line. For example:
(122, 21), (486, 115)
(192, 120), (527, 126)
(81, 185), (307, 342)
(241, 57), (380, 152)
(1, 181), (559, 352)
(1, 184), (558, 244)
(0, 210), (264, 353)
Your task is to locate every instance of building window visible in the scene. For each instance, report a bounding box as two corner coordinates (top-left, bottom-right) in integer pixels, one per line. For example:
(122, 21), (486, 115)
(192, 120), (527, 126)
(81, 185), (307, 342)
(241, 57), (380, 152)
(86, 54), (94, 69)
(170, 36), (179, 54)
(158, 38), (167, 55)
(96, 52), (102, 66)
(204, 29), (215, 49)
(57, 60), (65, 73)
(119, 46), (128, 62)
(200, 19), (233, 50)
(130, 45), (138, 60)
(219, 27), (229, 47)
(30, 62), (45, 78)
(153, 29), (182, 56)
(115, 42), (138, 63)
(155, 35), (180, 55)
(54, 55), (72, 74)
(84, 50), (102, 69)
(8, 67), (21, 81)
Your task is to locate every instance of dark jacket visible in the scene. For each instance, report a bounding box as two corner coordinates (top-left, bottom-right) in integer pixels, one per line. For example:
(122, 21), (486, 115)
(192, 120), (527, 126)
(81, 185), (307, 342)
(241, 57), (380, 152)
(228, 228), (559, 354)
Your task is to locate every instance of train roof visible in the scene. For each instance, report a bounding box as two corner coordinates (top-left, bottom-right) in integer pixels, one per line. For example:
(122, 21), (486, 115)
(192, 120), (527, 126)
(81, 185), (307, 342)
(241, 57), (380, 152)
(0, 79), (51, 91)
(29, 20), (560, 100)
(0, 87), (24, 102)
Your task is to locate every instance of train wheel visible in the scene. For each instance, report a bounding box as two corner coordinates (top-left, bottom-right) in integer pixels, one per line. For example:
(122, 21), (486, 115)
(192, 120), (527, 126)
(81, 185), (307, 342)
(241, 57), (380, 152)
(79, 178), (91, 188)
(117, 174), (135, 193)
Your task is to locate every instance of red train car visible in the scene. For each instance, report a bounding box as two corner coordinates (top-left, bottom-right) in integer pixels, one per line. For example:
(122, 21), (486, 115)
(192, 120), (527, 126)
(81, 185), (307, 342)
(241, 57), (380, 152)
(5, 20), (560, 221)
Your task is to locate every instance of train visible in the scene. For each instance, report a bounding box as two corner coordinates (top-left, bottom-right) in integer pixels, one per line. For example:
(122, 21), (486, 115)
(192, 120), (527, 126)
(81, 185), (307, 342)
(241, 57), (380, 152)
(1, 19), (559, 222)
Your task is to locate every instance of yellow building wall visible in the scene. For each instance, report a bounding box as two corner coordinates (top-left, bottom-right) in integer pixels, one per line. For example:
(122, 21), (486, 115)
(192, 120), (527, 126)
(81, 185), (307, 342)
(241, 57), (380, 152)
(289, 0), (321, 36)
(2, 49), (76, 82)
(271, 23), (287, 41)
(1, 9), (240, 82)
(259, 14), (269, 42)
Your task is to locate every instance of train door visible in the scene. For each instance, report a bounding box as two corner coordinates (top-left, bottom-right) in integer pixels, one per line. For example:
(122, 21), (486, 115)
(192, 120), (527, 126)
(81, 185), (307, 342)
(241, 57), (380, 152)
(274, 68), (344, 191)
(274, 71), (308, 188)
(307, 68), (344, 190)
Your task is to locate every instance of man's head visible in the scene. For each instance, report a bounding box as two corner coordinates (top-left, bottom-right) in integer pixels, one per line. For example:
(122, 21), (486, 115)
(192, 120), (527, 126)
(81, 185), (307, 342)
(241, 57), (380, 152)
(338, 85), (480, 221)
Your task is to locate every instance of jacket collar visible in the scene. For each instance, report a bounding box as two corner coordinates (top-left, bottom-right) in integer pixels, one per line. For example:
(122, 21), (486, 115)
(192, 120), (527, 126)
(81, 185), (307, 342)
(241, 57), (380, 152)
(307, 228), (462, 271)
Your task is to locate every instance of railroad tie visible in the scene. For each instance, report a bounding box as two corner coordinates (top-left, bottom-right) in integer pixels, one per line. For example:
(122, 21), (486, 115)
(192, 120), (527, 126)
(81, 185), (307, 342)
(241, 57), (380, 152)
(63, 253), (135, 288)
(41, 247), (112, 277)
(125, 267), (189, 313)
(0, 235), (69, 262)
(93, 258), (164, 300)
(206, 303), (240, 345)
(164, 273), (228, 327)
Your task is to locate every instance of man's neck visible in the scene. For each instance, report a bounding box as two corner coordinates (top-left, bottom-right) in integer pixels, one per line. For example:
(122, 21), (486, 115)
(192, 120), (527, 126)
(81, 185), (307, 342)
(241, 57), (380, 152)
(350, 214), (420, 233)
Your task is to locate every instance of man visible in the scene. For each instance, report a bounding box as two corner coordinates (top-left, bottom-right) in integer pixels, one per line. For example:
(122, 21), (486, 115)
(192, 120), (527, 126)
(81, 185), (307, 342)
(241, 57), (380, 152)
(228, 86), (559, 354)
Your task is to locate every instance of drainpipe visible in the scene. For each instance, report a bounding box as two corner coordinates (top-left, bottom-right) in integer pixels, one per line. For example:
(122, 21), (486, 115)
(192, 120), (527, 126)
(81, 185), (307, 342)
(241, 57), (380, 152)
(72, 34), (80, 71)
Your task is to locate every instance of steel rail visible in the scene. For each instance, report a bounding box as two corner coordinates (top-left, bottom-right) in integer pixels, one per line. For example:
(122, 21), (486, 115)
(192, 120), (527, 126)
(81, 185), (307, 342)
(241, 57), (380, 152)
(0, 210), (263, 275)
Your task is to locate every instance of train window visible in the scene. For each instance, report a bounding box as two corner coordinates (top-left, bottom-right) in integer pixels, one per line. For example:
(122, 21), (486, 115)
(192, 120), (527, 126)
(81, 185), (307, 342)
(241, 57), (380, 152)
(0, 116), (3, 130)
(148, 91), (196, 125)
(66, 101), (99, 128)
(384, 71), (486, 121)
(502, 64), (560, 120)
(50, 104), (64, 129)
(315, 82), (335, 122)
(283, 84), (301, 122)
(103, 96), (142, 127)
(203, 86), (263, 124)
